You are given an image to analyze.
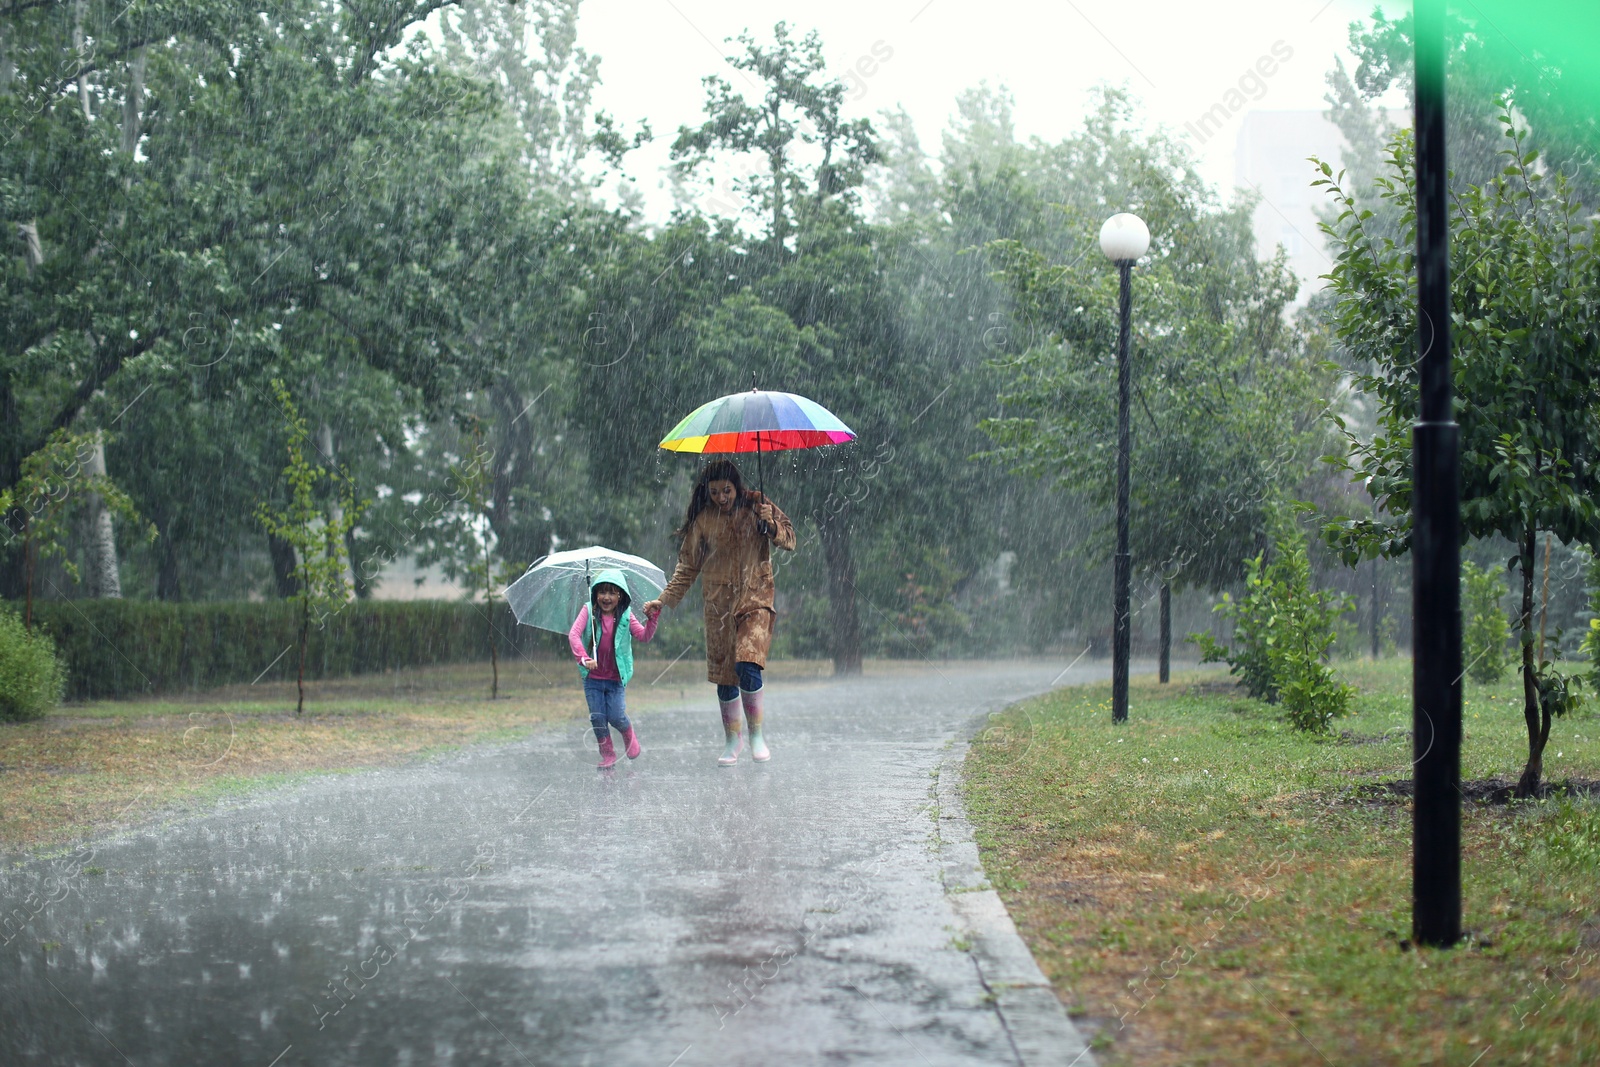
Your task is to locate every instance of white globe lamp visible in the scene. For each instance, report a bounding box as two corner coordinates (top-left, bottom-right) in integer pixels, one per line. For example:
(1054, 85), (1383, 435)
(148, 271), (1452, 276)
(1099, 212), (1150, 262)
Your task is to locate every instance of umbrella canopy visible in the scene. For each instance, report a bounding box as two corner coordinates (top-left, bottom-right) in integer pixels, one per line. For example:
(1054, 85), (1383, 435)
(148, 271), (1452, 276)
(502, 546), (667, 634)
(658, 389), (855, 455)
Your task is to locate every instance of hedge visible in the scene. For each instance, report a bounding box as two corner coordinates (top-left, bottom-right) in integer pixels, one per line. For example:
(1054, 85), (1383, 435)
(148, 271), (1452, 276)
(21, 599), (564, 700)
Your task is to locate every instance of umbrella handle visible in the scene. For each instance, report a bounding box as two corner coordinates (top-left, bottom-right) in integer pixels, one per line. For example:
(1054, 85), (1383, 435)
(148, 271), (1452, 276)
(755, 430), (772, 537)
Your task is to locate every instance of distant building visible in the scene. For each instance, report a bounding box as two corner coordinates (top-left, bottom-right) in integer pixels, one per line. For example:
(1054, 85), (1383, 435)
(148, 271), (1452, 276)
(1233, 108), (1410, 303)
(1233, 110), (1346, 302)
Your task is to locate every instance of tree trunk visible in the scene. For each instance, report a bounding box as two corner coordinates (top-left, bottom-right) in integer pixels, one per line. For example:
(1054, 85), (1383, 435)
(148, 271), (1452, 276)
(0, 371), (22, 601)
(819, 512), (863, 676)
(2, 230), (39, 602)
(1, 23), (15, 90)
(488, 377), (535, 562)
(1538, 531), (1552, 664)
(296, 597), (308, 716)
(72, 0), (90, 120)
(156, 526), (182, 600)
(1516, 525), (1546, 797)
(17, 222), (43, 272)
(1158, 582), (1171, 683)
(24, 531), (34, 631)
(345, 527), (370, 598)
(83, 434), (122, 598)
(121, 47), (147, 154)
(317, 423), (354, 591)
(767, 100), (789, 260)
(268, 534), (299, 597)
(1370, 556), (1382, 659)
(488, 601), (499, 699)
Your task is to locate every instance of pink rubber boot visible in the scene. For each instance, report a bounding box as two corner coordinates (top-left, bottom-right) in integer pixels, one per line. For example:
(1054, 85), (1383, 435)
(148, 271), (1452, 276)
(717, 696), (744, 766)
(597, 734), (618, 769)
(621, 724), (641, 759)
(742, 687), (770, 762)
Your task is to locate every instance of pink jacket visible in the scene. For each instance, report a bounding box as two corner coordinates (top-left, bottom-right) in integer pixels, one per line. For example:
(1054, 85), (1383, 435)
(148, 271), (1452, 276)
(568, 606), (658, 681)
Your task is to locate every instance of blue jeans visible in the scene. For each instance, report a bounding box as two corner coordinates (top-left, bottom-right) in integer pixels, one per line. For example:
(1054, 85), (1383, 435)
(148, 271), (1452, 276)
(716, 662), (763, 702)
(584, 677), (631, 740)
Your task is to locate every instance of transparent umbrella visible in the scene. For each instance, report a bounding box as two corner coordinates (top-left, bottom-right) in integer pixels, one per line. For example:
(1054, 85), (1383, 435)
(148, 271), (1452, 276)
(501, 546), (667, 634)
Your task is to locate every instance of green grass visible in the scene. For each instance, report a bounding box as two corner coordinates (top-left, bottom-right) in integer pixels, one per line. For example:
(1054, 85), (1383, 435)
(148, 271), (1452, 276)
(964, 659), (1600, 1067)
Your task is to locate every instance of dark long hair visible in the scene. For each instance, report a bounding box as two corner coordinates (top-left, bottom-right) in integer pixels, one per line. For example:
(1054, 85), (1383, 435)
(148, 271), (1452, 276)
(676, 459), (749, 540)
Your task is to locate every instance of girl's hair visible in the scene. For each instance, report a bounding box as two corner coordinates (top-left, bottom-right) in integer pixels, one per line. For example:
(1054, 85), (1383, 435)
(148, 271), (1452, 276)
(676, 459), (749, 540)
(589, 583), (628, 646)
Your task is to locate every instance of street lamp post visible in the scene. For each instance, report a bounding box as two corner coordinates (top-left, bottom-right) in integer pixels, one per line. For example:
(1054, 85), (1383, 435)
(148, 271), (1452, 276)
(1100, 213), (1150, 724)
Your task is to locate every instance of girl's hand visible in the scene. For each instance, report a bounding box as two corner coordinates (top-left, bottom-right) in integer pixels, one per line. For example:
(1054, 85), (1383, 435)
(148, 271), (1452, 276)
(641, 599), (663, 615)
(582, 657), (598, 670)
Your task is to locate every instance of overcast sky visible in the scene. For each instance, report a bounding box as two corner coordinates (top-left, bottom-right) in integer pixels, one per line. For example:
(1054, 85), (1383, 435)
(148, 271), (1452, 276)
(573, 0), (1401, 221)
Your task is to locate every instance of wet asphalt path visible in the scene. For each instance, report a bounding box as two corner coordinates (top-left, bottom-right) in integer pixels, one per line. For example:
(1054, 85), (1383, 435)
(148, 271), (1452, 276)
(1, 661), (1110, 1066)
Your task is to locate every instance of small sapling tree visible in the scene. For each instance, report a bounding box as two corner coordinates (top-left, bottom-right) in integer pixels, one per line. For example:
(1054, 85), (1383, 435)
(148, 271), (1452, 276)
(255, 381), (367, 715)
(1461, 561), (1511, 685)
(445, 419), (508, 699)
(1191, 517), (1354, 732)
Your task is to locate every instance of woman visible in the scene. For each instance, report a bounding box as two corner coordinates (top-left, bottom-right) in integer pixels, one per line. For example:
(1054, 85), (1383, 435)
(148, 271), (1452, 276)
(642, 459), (795, 766)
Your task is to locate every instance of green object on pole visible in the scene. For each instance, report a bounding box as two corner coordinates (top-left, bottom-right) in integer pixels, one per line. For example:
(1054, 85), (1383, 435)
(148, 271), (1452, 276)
(1464, 2), (1600, 113)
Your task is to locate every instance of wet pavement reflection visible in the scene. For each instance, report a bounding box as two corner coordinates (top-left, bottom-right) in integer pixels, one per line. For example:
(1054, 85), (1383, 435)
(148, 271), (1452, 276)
(1, 661), (1108, 1065)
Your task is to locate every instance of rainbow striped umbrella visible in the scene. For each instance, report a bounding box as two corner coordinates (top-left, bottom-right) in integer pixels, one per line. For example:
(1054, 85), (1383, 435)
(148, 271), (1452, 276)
(658, 389), (855, 456)
(659, 389), (856, 510)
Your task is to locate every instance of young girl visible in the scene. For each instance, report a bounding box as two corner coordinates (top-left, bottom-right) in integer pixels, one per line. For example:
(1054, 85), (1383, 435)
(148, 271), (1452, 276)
(568, 570), (659, 769)
(642, 460), (795, 766)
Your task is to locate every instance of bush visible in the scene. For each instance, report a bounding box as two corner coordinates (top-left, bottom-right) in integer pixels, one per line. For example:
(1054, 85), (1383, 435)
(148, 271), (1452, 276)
(1192, 565), (1278, 702)
(19, 599), (560, 700)
(1461, 561), (1511, 684)
(0, 609), (66, 721)
(1584, 550), (1600, 693)
(1190, 523), (1355, 732)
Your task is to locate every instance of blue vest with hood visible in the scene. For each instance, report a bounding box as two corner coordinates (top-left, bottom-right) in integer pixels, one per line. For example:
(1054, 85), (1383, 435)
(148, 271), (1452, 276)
(578, 568), (636, 686)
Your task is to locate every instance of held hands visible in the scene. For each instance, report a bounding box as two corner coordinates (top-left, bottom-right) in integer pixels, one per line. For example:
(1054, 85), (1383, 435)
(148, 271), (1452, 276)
(641, 600), (663, 617)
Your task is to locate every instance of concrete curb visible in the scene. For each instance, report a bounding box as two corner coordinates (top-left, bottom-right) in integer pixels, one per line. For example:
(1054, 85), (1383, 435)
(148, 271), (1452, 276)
(937, 728), (1098, 1067)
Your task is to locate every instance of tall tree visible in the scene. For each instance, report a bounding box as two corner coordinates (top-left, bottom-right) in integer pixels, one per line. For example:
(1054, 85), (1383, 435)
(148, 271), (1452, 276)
(5, 0), (622, 603)
(978, 93), (1327, 658)
(662, 24), (887, 674)
(671, 22), (880, 262)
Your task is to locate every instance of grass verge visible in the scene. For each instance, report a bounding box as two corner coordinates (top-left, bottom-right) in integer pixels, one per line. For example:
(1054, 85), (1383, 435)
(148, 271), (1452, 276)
(964, 658), (1600, 1066)
(1, 656), (839, 852)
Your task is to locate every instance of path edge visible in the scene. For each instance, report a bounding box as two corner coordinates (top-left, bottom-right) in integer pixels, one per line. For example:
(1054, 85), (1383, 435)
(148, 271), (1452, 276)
(937, 718), (1098, 1067)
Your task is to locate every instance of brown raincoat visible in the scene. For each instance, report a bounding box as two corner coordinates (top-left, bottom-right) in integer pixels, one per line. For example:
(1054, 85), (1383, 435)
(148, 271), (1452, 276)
(659, 490), (796, 686)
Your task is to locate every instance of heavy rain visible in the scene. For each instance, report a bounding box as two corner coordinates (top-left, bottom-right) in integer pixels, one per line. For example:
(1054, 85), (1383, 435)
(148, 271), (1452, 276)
(2, 0), (1599, 1063)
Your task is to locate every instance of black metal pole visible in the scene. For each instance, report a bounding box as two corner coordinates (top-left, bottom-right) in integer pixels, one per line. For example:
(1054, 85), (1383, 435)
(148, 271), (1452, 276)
(1412, 0), (1462, 948)
(1112, 260), (1133, 723)
(1159, 582), (1171, 684)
